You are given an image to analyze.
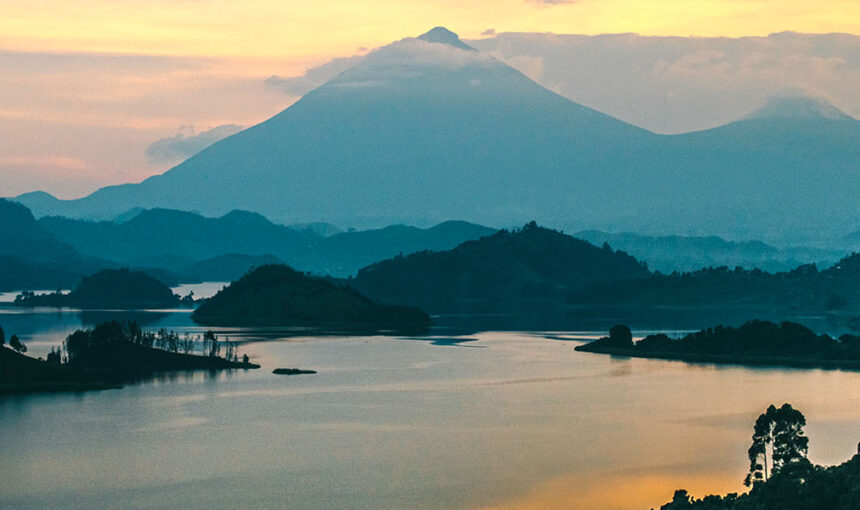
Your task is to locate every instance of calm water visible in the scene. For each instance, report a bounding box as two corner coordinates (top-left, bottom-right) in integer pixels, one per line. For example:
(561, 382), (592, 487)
(1, 309), (859, 510)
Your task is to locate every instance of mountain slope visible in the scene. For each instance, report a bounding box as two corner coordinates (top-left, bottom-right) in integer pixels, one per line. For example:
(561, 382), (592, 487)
(0, 199), (110, 290)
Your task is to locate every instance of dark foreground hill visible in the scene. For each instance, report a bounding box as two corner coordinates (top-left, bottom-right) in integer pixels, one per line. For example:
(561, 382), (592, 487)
(192, 264), (431, 332)
(352, 222), (650, 313)
(15, 268), (179, 309)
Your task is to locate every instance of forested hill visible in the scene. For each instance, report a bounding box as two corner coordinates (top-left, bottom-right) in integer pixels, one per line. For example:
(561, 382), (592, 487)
(352, 222), (650, 312)
(570, 253), (860, 312)
(192, 264), (430, 332)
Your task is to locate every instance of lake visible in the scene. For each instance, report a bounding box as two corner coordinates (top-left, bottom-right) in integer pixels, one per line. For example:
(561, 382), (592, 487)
(1, 307), (859, 510)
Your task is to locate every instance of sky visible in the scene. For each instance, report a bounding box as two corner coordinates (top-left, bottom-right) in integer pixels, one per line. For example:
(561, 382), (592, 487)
(2, 0), (860, 198)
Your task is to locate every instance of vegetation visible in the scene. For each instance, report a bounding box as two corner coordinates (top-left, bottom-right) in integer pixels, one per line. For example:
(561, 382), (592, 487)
(745, 404), (809, 486)
(14, 268), (180, 309)
(657, 405), (860, 510)
(0, 321), (257, 394)
(576, 320), (860, 370)
(570, 253), (860, 313)
(352, 222), (650, 313)
(192, 264), (431, 332)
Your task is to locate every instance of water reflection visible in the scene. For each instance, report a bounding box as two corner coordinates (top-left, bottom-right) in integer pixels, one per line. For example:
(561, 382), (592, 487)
(2, 310), (860, 510)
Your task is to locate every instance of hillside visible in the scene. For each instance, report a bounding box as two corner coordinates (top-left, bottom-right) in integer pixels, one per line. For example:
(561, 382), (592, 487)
(192, 264), (431, 331)
(351, 222), (650, 312)
(183, 253), (284, 282)
(0, 199), (110, 291)
(15, 268), (179, 309)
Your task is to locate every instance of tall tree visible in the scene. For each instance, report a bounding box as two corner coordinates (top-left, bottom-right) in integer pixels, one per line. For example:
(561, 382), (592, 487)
(9, 334), (26, 353)
(745, 403), (809, 486)
(0, 325), (5, 347)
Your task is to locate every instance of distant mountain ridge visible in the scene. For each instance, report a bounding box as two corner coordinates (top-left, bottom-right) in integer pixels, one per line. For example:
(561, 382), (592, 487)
(38, 208), (496, 278)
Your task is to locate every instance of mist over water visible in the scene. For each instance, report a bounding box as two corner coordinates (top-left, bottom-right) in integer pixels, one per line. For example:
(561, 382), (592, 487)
(1, 310), (858, 510)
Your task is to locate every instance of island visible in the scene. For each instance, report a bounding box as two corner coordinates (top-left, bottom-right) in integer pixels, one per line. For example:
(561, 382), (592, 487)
(192, 264), (431, 333)
(14, 268), (180, 309)
(273, 368), (317, 375)
(0, 321), (258, 394)
(576, 321), (860, 371)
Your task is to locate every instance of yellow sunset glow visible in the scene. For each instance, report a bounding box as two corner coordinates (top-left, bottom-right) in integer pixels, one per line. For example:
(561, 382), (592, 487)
(1, 0), (859, 58)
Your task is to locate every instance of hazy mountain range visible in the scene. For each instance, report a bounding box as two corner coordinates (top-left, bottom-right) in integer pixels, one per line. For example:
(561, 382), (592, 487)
(1, 197), (855, 292)
(575, 230), (843, 274)
(9, 27), (859, 245)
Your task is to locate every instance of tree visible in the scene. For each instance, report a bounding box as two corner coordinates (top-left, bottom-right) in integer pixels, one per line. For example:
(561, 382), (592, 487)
(746, 404), (808, 486)
(0, 325), (4, 347)
(660, 490), (692, 509)
(46, 346), (62, 365)
(204, 330), (219, 357)
(9, 334), (26, 353)
(608, 324), (634, 348)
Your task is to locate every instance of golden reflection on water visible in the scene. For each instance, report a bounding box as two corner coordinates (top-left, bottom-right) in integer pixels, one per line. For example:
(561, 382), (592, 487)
(475, 470), (742, 510)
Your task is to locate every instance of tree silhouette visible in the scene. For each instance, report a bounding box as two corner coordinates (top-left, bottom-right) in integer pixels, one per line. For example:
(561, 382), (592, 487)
(0, 325), (5, 347)
(9, 334), (26, 353)
(745, 403), (808, 486)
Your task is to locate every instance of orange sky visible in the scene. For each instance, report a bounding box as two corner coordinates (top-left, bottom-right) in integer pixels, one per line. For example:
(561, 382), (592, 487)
(2, 0), (860, 198)
(2, 0), (859, 58)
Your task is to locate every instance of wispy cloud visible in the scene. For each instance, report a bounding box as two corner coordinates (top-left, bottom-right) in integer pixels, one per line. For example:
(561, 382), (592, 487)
(265, 56), (362, 96)
(144, 124), (244, 165)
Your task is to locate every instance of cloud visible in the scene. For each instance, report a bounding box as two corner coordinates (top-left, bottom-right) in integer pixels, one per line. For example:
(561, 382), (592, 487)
(481, 29), (497, 36)
(144, 124), (244, 165)
(325, 38), (496, 87)
(266, 56), (363, 96)
(470, 32), (860, 133)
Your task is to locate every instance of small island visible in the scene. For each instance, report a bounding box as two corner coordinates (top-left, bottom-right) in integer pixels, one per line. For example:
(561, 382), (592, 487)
(576, 321), (860, 371)
(192, 264), (431, 333)
(273, 368), (317, 375)
(14, 268), (180, 309)
(0, 321), (258, 394)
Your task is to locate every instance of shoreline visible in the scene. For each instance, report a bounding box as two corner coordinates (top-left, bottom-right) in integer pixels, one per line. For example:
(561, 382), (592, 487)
(574, 343), (860, 371)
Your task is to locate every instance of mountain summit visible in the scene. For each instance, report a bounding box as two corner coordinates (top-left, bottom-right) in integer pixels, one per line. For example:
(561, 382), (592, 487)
(747, 96), (852, 121)
(416, 27), (475, 51)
